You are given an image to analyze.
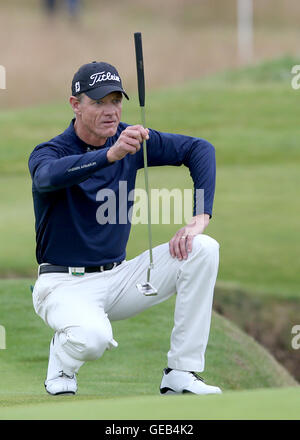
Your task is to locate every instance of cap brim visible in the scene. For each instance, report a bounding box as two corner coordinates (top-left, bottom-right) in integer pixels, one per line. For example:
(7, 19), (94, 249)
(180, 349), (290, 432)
(85, 85), (129, 100)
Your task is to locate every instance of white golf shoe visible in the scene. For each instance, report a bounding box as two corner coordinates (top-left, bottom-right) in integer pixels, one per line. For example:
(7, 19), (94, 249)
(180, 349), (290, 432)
(160, 368), (222, 395)
(44, 334), (77, 396)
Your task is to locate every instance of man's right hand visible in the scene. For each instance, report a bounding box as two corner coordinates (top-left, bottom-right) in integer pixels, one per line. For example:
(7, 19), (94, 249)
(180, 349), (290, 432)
(107, 125), (149, 163)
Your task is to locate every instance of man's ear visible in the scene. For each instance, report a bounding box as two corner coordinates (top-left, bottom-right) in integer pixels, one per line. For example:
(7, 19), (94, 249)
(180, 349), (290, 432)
(69, 96), (81, 115)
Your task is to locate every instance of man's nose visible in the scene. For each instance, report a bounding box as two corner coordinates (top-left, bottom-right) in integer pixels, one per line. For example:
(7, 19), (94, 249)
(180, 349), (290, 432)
(102, 103), (115, 114)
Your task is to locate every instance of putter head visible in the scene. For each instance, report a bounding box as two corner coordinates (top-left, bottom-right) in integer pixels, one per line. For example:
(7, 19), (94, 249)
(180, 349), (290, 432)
(136, 282), (158, 296)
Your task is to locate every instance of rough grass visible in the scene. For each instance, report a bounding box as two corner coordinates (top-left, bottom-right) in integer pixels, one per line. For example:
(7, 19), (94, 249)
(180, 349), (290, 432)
(214, 283), (300, 382)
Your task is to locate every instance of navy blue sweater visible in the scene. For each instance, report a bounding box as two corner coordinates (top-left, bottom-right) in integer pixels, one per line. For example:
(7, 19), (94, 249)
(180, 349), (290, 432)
(28, 119), (216, 266)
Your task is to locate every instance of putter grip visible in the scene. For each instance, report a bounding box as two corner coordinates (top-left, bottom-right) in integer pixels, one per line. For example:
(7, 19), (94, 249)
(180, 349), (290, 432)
(134, 32), (145, 107)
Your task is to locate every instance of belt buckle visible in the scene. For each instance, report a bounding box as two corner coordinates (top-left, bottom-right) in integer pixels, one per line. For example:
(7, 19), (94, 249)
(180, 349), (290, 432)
(69, 267), (85, 276)
(101, 262), (118, 272)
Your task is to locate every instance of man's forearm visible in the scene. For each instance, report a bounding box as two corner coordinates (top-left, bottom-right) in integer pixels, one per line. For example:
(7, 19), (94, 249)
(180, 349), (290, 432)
(32, 148), (112, 192)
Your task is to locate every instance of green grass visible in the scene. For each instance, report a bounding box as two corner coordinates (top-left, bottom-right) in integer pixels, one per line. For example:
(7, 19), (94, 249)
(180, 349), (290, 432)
(0, 387), (299, 420)
(0, 279), (297, 415)
(0, 56), (299, 299)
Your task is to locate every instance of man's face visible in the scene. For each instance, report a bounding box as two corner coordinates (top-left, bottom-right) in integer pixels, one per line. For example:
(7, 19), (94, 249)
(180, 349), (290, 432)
(73, 91), (123, 144)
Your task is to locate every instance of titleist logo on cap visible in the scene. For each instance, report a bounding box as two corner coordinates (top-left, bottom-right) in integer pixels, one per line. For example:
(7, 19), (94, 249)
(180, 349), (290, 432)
(89, 71), (121, 87)
(71, 61), (129, 100)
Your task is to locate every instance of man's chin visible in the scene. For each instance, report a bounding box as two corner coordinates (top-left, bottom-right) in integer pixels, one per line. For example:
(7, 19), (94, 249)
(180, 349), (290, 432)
(97, 126), (118, 139)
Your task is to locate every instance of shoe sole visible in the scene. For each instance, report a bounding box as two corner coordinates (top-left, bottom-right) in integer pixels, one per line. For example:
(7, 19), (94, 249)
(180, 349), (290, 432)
(160, 387), (221, 395)
(45, 389), (76, 396)
(160, 387), (192, 395)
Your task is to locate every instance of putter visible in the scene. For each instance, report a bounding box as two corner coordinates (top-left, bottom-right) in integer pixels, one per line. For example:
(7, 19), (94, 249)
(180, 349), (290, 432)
(134, 32), (158, 296)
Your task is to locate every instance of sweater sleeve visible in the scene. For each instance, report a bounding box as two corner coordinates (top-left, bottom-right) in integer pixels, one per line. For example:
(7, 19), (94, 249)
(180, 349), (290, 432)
(28, 143), (112, 193)
(136, 129), (216, 217)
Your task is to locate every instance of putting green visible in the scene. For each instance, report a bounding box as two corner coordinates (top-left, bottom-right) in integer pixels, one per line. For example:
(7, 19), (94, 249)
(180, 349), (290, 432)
(0, 387), (299, 420)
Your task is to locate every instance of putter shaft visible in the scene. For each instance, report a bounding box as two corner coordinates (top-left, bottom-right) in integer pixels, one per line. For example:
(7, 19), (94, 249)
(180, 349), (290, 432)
(141, 105), (154, 282)
(134, 32), (157, 295)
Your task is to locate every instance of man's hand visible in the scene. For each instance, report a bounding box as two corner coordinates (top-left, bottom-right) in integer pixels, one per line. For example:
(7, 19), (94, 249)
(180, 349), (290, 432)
(169, 214), (210, 260)
(107, 125), (149, 163)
